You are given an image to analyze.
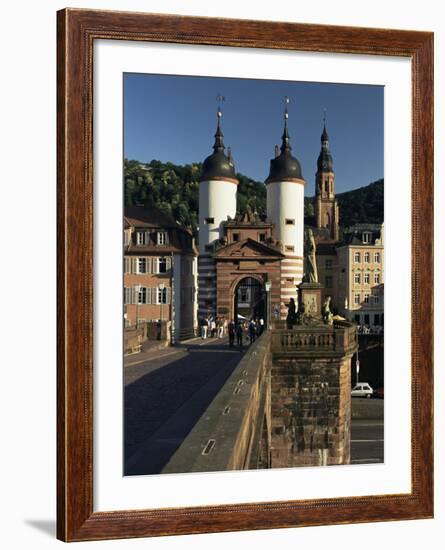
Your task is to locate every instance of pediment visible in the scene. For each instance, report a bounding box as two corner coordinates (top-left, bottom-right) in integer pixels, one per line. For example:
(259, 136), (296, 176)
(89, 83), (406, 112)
(213, 238), (284, 259)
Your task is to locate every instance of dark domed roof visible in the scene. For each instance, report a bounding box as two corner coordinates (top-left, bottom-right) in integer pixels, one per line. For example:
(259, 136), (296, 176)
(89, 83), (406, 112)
(316, 123), (334, 173)
(265, 110), (303, 183)
(200, 111), (237, 183)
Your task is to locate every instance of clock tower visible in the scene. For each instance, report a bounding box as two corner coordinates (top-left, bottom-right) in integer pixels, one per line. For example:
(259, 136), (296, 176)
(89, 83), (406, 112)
(314, 119), (339, 241)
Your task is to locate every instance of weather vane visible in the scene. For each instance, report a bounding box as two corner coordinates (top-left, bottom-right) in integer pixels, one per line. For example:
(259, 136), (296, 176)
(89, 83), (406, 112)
(216, 94), (225, 114)
(283, 96), (290, 118)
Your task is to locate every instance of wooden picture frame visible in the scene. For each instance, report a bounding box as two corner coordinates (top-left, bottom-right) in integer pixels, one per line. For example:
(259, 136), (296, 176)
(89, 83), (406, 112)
(57, 8), (434, 542)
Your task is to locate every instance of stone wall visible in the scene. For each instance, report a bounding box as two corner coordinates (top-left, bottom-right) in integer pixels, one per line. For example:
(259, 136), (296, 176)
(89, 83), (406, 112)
(271, 354), (352, 467)
(270, 322), (356, 468)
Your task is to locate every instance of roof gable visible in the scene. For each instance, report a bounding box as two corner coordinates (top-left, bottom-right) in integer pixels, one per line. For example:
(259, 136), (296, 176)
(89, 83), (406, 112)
(213, 238), (284, 259)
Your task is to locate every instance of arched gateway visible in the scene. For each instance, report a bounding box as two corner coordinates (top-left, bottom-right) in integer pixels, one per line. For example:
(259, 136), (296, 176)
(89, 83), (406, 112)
(234, 277), (265, 322)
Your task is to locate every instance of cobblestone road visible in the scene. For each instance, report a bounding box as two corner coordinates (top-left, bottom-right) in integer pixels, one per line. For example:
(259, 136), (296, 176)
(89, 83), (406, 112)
(124, 337), (247, 471)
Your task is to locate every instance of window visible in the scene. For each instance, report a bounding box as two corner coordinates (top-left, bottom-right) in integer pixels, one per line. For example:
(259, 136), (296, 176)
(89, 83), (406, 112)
(233, 233), (239, 242)
(285, 245), (295, 252)
(157, 231), (168, 245)
(124, 288), (132, 305)
(124, 257), (131, 273)
(157, 287), (170, 304)
(204, 217), (214, 224)
(158, 257), (167, 273)
(364, 252), (370, 263)
(374, 252), (380, 263)
(354, 273), (361, 284)
(354, 294), (360, 305)
(137, 258), (147, 274)
(354, 314), (361, 324)
(136, 231), (147, 245)
(154, 256), (171, 274)
(259, 233), (266, 242)
(285, 218), (295, 225)
(354, 252), (361, 263)
(325, 276), (333, 288)
(364, 314), (370, 325)
(137, 287), (148, 305)
(364, 273), (370, 285)
(325, 259), (332, 269)
(374, 273), (380, 285)
(362, 232), (371, 244)
(373, 295), (380, 305)
(364, 294), (370, 304)
(374, 314), (380, 325)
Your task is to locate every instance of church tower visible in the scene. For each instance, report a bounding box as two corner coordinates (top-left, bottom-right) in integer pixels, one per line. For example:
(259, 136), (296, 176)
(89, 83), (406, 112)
(314, 118), (339, 241)
(266, 99), (306, 318)
(198, 102), (238, 320)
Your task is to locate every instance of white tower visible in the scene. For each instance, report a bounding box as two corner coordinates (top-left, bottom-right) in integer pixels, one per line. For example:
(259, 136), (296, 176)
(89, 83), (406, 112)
(198, 104), (238, 320)
(266, 100), (306, 318)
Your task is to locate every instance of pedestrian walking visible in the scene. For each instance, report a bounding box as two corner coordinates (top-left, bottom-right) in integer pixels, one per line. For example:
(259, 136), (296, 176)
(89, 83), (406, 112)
(249, 319), (257, 344)
(156, 319), (162, 340)
(217, 317), (224, 338)
(236, 322), (244, 348)
(200, 317), (208, 339)
(210, 318), (216, 337)
(228, 319), (235, 347)
(259, 317), (265, 334)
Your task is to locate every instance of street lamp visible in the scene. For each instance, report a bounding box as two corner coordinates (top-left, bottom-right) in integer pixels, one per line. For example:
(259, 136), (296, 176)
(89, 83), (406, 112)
(134, 284), (141, 328)
(264, 280), (272, 330)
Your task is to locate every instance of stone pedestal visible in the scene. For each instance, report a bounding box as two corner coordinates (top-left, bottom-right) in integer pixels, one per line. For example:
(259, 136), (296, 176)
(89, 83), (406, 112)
(270, 321), (357, 467)
(298, 282), (323, 316)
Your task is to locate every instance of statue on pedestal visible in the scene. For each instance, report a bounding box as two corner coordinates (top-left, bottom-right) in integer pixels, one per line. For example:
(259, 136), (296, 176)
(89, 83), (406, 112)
(322, 296), (334, 325)
(303, 228), (318, 284)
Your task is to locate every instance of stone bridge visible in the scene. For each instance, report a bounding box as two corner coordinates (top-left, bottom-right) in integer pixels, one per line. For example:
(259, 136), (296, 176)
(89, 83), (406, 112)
(161, 321), (357, 473)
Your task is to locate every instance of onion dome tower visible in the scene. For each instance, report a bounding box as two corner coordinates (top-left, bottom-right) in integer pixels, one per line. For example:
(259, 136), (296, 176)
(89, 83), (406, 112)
(198, 100), (238, 320)
(314, 114), (339, 241)
(265, 98), (306, 318)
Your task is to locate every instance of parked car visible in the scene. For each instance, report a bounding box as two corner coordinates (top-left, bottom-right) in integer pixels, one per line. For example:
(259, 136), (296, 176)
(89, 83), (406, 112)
(373, 387), (384, 399)
(351, 382), (374, 398)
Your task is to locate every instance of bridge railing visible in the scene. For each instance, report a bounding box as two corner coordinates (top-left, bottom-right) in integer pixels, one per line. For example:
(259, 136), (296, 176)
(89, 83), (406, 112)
(161, 332), (272, 474)
(271, 321), (357, 356)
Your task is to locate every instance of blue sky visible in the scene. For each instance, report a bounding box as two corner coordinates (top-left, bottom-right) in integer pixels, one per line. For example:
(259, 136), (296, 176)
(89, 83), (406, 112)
(124, 73), (383, 195)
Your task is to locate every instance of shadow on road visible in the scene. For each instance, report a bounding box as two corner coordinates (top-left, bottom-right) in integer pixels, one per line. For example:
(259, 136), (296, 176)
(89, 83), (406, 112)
(124, 340), (247, 475)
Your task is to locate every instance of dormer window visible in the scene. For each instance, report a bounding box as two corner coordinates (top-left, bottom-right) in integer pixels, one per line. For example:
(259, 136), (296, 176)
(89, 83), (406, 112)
(136, 231), (147, 245)
(157, 231), (168, 245)
(362, 232), (372, 244)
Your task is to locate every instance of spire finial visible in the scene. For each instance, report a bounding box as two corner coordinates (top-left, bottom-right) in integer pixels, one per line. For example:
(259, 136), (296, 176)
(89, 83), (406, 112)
(323, 108), (327, 127)
(281, 96), (292, 153)
(213, 95), (226, 153)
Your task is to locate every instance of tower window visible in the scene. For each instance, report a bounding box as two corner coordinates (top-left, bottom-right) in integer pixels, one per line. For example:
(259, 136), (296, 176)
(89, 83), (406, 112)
(204, 217), (214, 224)
(285, 218), (295, 225)
(259, 233), (266, 242)
(233, 233), (239, 242)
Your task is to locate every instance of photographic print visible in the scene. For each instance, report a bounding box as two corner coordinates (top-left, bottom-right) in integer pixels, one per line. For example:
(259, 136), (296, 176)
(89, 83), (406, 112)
(123, 74), (384, 476)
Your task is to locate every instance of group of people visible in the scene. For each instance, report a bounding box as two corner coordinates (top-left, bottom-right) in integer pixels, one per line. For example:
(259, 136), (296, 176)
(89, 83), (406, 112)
(200, 316), (227, 339)
(200, 316), (265, 348)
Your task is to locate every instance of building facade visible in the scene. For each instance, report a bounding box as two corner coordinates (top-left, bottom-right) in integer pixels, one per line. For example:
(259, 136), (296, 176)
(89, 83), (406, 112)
(336, 223), (384, 330)
(124, 205), (198, 340)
